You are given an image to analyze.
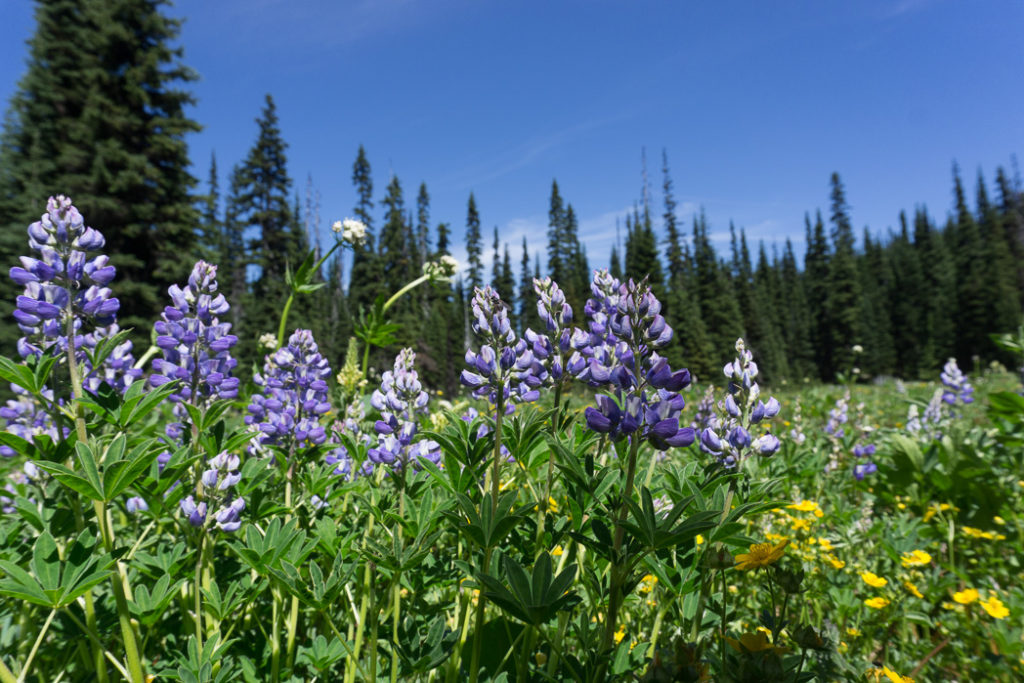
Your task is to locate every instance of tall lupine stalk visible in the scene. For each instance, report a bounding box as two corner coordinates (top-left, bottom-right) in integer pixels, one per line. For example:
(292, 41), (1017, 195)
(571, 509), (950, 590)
(245, 328), (332, 681)
(10, 196), (145, 683)
(526, 277), (585, 544)
(460, 285), (541, 683)
(577, 274), (694, 673)
(692, 338), (782, 647)
(149, 261), (243, 647)
(366, 348), (439, 683)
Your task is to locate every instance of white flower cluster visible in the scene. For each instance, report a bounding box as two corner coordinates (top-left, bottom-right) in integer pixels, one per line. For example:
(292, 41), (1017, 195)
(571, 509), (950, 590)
(258, 332), (278, 350)
(332, 217), (368, 247)
(423, 254), (458, 281)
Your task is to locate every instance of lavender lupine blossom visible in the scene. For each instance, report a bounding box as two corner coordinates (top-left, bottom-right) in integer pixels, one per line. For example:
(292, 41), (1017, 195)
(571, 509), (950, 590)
(523, 277), (585, 385)
(906, 388), (946, 441)
(150, 261), (240, 404)
(367, 348), (441, 471)
(691, 385), (716, 431)
(10, 197), (139, 393)
(581, 277), (695, 450)
(179, 451), (245, 532)
(246, 329), (332, 453)
(697, 339), (781, 467)
(940, 358), (974, 406)
(852, 443), (877, 481)
(824, 394), (849, 438)
(461, 286), (542, 407)
(11, 196), (119, 359)
(0, 386), (65, 457)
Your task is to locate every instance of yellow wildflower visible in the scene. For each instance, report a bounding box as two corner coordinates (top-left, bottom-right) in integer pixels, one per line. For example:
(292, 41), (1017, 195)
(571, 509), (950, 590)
(695, 534), (704, 546)
(900, 549), (932, 567)
(551, 545), (564, 557)
(846, 627), (861, 637)
(734, 539), (789, 571)
(860, 571), (888, 588)
(953, 588), (979, 605)
(826, 554), (845, 570)
(639, 574), (657, 594)
(788, 500), (820, 513)
(904, 581), (924, 599)
(866, 666), (915, 683)
(614, 624), (626, 644)
(792, 518), (812, 532)
(993, 516), (1005, 525)
(980, 595), (1009, 619)
(547, 497), (559, 513)
(864, 597), (890, 609)
(897, 502), (906, 510)
(818, 538), (833, 551)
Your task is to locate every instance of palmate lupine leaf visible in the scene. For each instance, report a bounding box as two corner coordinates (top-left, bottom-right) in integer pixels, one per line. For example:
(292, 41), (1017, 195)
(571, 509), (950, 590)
(0, 531), (113, 608)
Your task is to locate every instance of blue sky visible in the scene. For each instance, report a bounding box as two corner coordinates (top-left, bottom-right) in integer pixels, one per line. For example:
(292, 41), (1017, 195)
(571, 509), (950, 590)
(1, 0), (1022, 276)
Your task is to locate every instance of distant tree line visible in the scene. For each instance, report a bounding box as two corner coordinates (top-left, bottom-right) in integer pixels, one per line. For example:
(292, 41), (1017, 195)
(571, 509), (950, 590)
(1, 0), (1021, 390)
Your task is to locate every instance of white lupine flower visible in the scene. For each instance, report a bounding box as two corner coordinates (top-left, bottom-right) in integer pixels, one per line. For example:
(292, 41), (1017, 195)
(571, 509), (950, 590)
(335, 218), (368, 246)
(258, 333), (278, 350)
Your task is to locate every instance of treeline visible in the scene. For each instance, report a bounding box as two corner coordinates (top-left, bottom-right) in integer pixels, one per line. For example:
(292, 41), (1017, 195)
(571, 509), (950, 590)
(1, 0), (1022, 391)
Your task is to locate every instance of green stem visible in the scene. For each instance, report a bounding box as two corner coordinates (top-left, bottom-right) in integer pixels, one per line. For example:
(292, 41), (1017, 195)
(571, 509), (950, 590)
(271, 586), (282, 683)
(537, 383), (563, 553)
(601, 436), (643, 663)
(63, 609), (131, 681)
(383, 275), (429, 313)
(718, 569), (727, 670)
(0, 659), (14, 683)
(194, 533), (204, 646)
(131, 343), (160, 371)
(345, 514), (377, 683)
(16, 608), (55, 683)
(277, 294), (296, 349)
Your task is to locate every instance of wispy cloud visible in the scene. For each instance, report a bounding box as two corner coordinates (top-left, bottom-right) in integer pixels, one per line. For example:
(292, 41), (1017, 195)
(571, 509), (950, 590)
(438, 112), (637, 191)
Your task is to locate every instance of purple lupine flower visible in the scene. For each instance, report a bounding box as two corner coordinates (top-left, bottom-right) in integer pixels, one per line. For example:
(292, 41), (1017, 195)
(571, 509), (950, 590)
(526, 277), (582, 384)
(581, 276), (695, 451)
(906, 389), (946, 441)
(150, 261), (239, 404)
(823, 394), (849, 438)
(698, 338), (782, 466)
(940, 358), (973, 405)
(367, 349), (441, 472)
(461, 287), (542, 407)
(177, 449), (244, 532)
(125, 496), (148, 514)
(11, 196), (119, 357)
(853, 461), (878, 481)
(246, 329), (332, 453)
(0, 386), (66, 457)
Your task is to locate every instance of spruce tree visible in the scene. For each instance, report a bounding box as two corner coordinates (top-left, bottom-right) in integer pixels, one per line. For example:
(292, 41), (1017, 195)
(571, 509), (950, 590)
(416, 182), (431, 264)
(824, 173), (863, 378)
(547, 180), (565, 283)
(804, 211), (831, 380)
(995, 167), (1024, 306)
(857, 230), (894, 376)
(465, 193), (483, 291)
(887, 212), (925, 377)
(609, 243), (622, 281)
(975, 171), (1020, 344)
(0, 0), (201, 348)
(199, 152), (221, 263)
(518, 238), (534, 333)
(692, 210), (743, 367)
(951, 164), (988, 361)
(349, 145), (378, 312)
(780, 239), (814, 379)
(378, 175), (410, 293)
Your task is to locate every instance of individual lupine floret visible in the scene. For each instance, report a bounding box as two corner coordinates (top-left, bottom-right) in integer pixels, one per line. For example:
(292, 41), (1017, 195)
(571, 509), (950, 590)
(11, 196), (119, 357)
(852, 443), (877, 481)
(691, 385), (716, 431)
(940, 358), (973, 406)
(461, 286), (542, 407)
(697, 339), (782, 467)
(367, 348), (441, 471)
(582, 278), (695, 451)
(906, 388), (946, 441)
(179, 450), (245, 532)
(823, 393), (849, 438)
(150, 261), (240, 404)
(246, 329), (332, 452)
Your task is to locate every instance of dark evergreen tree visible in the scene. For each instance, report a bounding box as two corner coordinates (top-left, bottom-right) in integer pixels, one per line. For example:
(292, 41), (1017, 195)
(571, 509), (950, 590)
(416, 182), (431, 264)
(547, 180), (566, 283)
(752, 242), (789, 380)
(436, 222), (451, 255)
(975, 171), (1020, 343)
(886, 212), (924, 377)
(804, 211), (831, 380)
(824, 173), (863, 378)
(198, 152), (221, 263)
(779, 239), (814, 379)
(0, 0), (202, 347)
(465, 193), (483, 291)
(857, 229), (894, 376)
(913, 207), (956, 371)
(995, 167), (1024, 306)
(609, 243), (623, 281)
(378, 175), (410, 293)
(518, 238), (535, 333)
(950, 164), (988, 361)
(692, 210), (744, 367)
(348, 144), (378, 312)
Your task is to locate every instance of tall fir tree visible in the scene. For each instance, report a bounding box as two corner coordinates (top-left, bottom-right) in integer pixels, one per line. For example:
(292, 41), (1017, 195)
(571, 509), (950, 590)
(780, 239), (814, 379)
(995, 167), (1024, 307)
(824, 173), (863, 379)
(0, 0), (202, 348)
(803, 211), (831, 379)
(416, 182), (431, 264)
(886, 212), (925, 377)
(857, 229), (895, 376)
(975, 171), (1020, 344)
(199, 152), (221, 263)
(465, 192), (483, 291)
(913, 207), (956, 371)
(378, 174), (410, 294)
(519, 238), (541, 334)
(348, 144), (378, 312)
(950, 164), (988, 362)
(547, 180), (566, 284)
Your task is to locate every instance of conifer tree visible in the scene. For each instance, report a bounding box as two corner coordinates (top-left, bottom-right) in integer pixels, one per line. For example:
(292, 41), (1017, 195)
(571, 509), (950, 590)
(379, 175), (410, 293)
(803, 211), (831, 379)
(780, 239), (814, 379)
(913, 207), (956, 371)
(857, 230), (894, 376)
(995, 167), (1024, 305)
(416, 182), (431, 264)
(887, 212), (924, 377)
(0, 0), (201, 347)
(824, 173), (863, 378)
(752, 242), (789, 380)
(436, 222), (451, 255)
(199, 152), (221, 263)
(465, 193), (483, 291)
(547, 181), (565, 283)
(951, 164), (988, 361)
(609, 243), (623, 281)
(692, 210), (744, 367)
(349, 145), (378, 312)
(975, 171), (1020, 343)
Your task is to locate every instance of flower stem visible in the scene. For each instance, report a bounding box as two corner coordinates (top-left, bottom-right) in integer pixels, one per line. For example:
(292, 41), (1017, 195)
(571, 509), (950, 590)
(17, 608), (56, 683)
